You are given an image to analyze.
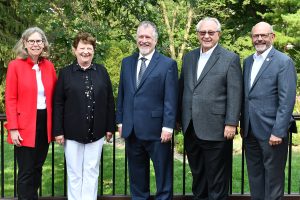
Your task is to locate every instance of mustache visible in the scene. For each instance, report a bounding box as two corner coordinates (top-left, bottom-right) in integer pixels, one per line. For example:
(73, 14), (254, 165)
(139, 42), (150, 46)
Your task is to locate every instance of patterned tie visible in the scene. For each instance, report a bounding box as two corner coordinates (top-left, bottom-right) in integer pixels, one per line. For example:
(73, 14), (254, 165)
(137, 57), (147, 87)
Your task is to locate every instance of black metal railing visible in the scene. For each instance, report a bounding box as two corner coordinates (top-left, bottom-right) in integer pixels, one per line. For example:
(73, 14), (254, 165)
(1, 113), (300, 199)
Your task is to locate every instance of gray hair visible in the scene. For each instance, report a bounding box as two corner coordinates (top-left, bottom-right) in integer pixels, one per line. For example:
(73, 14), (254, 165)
(196, 17), (222, 32)
(136, 21), (159, 41)
(13, 27), (50, 59)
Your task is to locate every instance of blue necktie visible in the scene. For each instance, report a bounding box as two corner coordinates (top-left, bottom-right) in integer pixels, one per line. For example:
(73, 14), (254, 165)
(137, 57), (147, 87)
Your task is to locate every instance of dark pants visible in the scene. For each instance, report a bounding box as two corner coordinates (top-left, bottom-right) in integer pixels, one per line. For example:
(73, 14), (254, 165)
(244, 128), (288, 200)
(16, 109), (49, 200)
(185, 122), (231, 200)
(126, 133), (172, 200)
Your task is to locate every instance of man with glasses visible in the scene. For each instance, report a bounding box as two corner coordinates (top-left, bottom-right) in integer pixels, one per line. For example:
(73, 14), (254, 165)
(241, 22), (297, 200)
(178, 17), (242, 199)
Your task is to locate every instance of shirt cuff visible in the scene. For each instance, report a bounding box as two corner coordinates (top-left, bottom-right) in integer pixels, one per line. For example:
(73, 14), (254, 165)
(162, 127), (173, 134)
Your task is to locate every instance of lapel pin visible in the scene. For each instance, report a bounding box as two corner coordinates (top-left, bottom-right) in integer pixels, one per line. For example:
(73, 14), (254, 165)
(266, 58), (270, 61)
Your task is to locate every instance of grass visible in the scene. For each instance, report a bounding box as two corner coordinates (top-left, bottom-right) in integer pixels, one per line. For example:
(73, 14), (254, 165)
(1, 135), (300, 198)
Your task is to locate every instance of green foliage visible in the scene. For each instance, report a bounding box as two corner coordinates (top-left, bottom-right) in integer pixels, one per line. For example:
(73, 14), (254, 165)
(174, 131), (184, 154)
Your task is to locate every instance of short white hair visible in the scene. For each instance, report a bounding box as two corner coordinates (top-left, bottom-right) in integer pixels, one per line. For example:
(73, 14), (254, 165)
(196, 17), (221, 32)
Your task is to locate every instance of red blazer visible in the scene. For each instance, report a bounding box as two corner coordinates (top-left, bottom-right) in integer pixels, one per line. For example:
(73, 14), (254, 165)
(5, 57), (57, 147)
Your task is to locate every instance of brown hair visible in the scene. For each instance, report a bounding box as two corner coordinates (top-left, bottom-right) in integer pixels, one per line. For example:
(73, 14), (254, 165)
(72, 32), (96, 50)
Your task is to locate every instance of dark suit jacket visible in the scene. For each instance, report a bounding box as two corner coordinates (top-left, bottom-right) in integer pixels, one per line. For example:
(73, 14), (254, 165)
(116, 51), (178, 140)
(52, 62), (115, 142)
(241, 47), (297, 140)
(179, 45), (243, 141)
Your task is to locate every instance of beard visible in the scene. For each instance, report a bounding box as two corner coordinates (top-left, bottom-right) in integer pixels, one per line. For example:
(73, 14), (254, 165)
(138, 46), (153, 56)
(254, 42), (271, 54)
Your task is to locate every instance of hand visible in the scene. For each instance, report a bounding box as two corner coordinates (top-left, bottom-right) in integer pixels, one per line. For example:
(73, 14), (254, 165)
(106, 132), (113, 142)
(161, 131), (172, 143)
(269, 134), (282, 146)
(118, 126), (122, 138)
(55, 135), (65, 145)
(224, 125), (236, 140)
(10, 130), (23, 147)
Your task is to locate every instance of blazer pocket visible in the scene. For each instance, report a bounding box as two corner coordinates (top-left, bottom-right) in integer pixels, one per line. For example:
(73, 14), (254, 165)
(211, 105), (225, 115)
(17, 112), (28, 129)
(151, 111), (163, 118)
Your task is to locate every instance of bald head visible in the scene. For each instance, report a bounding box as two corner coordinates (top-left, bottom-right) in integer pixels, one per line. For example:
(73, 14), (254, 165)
(251, 22), (273, 35)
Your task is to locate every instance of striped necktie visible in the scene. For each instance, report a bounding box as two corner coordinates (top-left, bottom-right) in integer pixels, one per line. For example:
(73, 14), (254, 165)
(137, 57), (147, 87)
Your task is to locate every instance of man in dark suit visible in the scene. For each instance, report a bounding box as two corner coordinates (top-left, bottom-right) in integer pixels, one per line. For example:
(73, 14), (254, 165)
(241, 22), (297, 200)
(179, 17), (242, 199)
(116, 21), (178, 200)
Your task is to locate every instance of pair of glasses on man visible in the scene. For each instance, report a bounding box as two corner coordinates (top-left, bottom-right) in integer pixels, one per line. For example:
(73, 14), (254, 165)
(197, 30), (220, 36)
(251, 33), (273, 39)
(27, 40), (44, 45)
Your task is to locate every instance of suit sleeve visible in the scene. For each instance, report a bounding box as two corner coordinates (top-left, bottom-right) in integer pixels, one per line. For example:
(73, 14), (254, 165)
(52, 69), (65, 136)
(163, 60), (178, 129)
(116, 60), (124, 124)
(177, 57), (185, 125)
(240, 59), (247, 130)
(5, 61), (19, 130)
(225, 54), (243, 126)
(271, 58), (297, 137)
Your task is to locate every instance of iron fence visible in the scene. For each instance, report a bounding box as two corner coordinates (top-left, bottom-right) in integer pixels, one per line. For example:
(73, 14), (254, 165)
(0, 113), (300, 199)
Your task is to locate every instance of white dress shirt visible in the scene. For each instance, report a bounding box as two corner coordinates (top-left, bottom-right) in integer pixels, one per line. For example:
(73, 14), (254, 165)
(136, 50), (155, 80)
(197, 44), (218, 79)
(32, 64), (46, 109)
(250, 46), (273, 87)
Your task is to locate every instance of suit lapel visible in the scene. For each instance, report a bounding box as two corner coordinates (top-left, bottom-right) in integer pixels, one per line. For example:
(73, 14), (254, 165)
(195, 45), (221, 88)
(136, 51), (159, 91)
(250, 48), (275, 92)
(191, 49), (200, 86)
(130, 53), (139, 91)
(245, 57), (254, 93)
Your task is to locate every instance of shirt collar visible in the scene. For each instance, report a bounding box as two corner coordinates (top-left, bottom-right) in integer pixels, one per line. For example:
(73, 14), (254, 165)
(26, 56), (44, 66)
(32, 64), (39, 70)
(200, 43), (218, 56)
(138, 49), (155, 61)
(73, 61), (96, 71)
(253, 46), (273, 60)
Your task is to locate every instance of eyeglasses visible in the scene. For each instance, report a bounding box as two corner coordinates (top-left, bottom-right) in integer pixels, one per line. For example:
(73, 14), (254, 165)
(27, 40), (44, 45)
(251, 33), (273, 39)
(197, 30), (219, 36)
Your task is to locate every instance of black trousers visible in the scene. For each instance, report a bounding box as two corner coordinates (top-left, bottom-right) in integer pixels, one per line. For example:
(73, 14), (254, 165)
(185, 122), (231, 200)
(16, 109), (49, 200)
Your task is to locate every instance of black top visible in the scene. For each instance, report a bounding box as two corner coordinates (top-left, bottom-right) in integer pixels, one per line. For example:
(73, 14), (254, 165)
(53, 61), (115, 143)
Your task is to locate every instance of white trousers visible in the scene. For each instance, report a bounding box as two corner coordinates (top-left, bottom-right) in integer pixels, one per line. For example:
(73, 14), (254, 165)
(64, 138), (104, 200)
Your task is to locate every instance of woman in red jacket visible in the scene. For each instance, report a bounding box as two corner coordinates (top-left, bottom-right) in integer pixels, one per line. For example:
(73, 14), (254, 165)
(5, 27), (57, 200)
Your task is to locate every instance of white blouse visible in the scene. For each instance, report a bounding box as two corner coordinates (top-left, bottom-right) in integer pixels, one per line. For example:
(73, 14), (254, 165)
(32, 64), (46, 109)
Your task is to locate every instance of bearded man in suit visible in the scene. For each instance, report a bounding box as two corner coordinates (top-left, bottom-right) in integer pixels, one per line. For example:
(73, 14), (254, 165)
(179, 17), (243, 200)
(241, 22), (297, 200)
(116, 21), (178, 200)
